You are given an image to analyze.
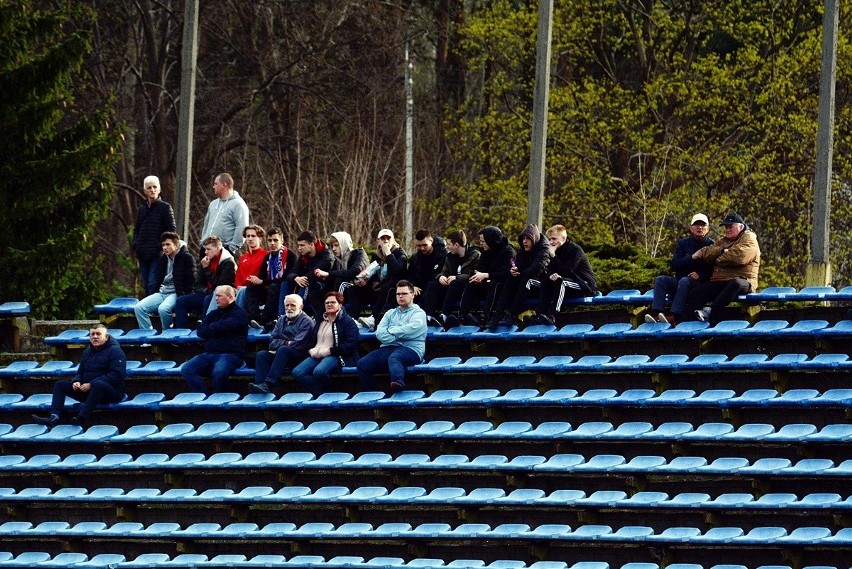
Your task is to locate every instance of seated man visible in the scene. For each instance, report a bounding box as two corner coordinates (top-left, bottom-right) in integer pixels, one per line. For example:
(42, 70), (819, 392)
(173, 235), (236, 328)
(231, 224), (267, 313)
(245, 227), (297, 328)
(526, 224), (596, 326)
(357, 280), (427, 393)
(292, 291), (360, 396)
(645, 213), (714, 324)
(287, 230), (335, 317)
(314, 231), (368, 295)
(686, 213), (760, 324)
(453, 226), (515, 327)
(181, 285), (250, 394)
(248, 294), (315, 394)
(347, 228), (408, 329)
(486, 223), (550, 329)
(423, 230), (480, 327)
(32, 324), (126, 428)
(407, 229), (447, 307)
(134, 231), (197, 331)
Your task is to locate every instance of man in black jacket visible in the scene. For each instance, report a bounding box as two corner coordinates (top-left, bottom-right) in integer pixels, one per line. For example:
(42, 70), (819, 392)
(456, 226), (515, 327)
(287, 230), (336, 317)
(407, 229), (447, 307)
(134, 232), (197, 331)
(133, 175), (176, 296)
(181, 285), (250, 394)
(32, 324), (127, 428)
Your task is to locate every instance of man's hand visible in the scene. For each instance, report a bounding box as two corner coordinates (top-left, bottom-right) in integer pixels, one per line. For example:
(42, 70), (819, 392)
(314, 269), (329, 279)
(199, 256), (210, 268)
(550, 273), (562, 281)
(413, 286), (422, 296)
(247, 275), (262, 285)
(295, 276), (309, 287)
(470, 271), (488, 284)
(688, 272), (699, 280)
(510, 266), (520, 277)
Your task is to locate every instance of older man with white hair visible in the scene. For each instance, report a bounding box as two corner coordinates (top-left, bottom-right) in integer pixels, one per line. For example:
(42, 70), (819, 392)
(133, 174), (176, 295)
(249, 294), (315, 394)
(181, 285), (250, 394)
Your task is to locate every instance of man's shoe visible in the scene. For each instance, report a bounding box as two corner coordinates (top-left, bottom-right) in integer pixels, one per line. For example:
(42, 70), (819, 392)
(538, 314), (556, 326)
(388, 381), (405, 394)
(426, 315), (442, 328)
(485, 312), (503, 330)
(644, 313), (657, 324)
(249, 319), (263, 330)
(522, 314), (538, 325)
(656, 313), (669, 324)
(31, 413), (59, 428)
(248, 382), (272, 394)
(499, 313), (515, 326)
(462, 314), (481, 327)
(695, 307), (711, 322)
(443, 314), (460, 329)
(70, 415), (91, 429)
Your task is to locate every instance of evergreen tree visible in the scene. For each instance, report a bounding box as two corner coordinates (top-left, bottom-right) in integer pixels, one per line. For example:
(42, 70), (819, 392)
(0, 1), (121, 318)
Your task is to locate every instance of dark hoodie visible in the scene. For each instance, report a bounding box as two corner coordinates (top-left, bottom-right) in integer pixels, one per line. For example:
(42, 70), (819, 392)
(478, 226), (516, 283)
(287, 239), (336, 288)
(76, 335), (127, 393)
(514, 224), (550, 278)
(408, 235), (448, 289)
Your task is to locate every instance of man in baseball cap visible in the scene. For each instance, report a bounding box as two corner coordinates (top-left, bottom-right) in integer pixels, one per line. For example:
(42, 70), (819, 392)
(645, 213), (715, 325)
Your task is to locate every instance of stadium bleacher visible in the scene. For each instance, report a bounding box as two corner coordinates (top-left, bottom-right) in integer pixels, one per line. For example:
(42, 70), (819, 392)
(0, 292), (850, 567)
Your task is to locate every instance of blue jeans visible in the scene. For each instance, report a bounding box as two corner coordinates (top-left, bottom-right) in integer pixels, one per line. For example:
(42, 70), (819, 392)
(292, 355), (342, 395)
(652, 275), (697, 317)
(138, 258), (160, 297)
(134, 292), (177, 330)
(51, 379), (124, 420)
(254, 346), (307, 386)
(181, 352), (244, 394)
(357, 345), (421, 391)
(173, 292), (214, 328)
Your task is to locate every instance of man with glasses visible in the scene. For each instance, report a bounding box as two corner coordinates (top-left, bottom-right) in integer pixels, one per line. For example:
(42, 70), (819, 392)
(357, 280), (427, 393)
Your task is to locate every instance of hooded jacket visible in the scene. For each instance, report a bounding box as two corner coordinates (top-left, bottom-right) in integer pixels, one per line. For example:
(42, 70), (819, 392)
(408, 235), (448, 289)
(154, 243), (197, 296)
(477, 226), (516, 283)
(549, 239), (597, 296)
(307, 306), (360, 366)
(200, 191), (250, 255)
(75, 335), (127, 393)
(193, 248), (236, 295)
(439, 245), (481, 282)
(514, 224), (550, 278)
(287, 240), (336, 287)
(327, 231), (368, 290)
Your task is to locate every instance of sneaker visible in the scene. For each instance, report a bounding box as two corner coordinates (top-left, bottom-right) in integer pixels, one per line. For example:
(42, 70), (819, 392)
(537, 314), (556, 326)
(443, 314), (460, 329)
(426, 315), (442, 328)
(249, 319), (263, 330)
(695, 307), (711, 322)
(656, 313), (669, 324)
(389, 380), (405, 394)
(485, 312), (503, 330)
(357, 316), (376, 331)
(70, 415), (91, 429)
(499, 313), (515, 326)
(248, 382), (272, 394)
(644, 313), (657, 324)
(522, 314), (538, 326)
(462, 313), (481, 327)
(31, 413), (59, 428)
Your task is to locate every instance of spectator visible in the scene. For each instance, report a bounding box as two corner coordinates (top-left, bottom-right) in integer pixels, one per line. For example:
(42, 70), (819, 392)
(407, 229), (447, 306)
(424, 230), (481, 328)
(181, 285), (250, 394)
(686, 213), (760, 324)
(357, 280), (427, 393)
(314, 231), (368, 295)
(245, 228), (297, 329)
(292, 291), (360, 396)
(349, 229), (408, 330)
(232, 224), (267, 314)
(173, 235), (236, 328)
(287, 230), (336, 317)
(645, 213), (714, 324)
(486, 223), (550, 329)
(32, 324), (126, 428)
(133, 175), (176, 296)
(248, 294), (315, 394)
(525, 224), (596, 326)
(455, 226), (515, 327)
(199, 172), (250, 258)
(134, 232), (197, 331)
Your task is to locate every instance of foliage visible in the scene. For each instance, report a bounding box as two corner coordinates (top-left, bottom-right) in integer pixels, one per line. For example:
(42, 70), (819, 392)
(0, 0), (121, 318)
(431, 0), (852, 289)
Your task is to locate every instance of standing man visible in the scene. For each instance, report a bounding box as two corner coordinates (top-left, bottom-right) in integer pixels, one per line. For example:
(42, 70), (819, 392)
(686, 213), (760, 325)
(181, 285), (250, 394)
(199, 173), (250, 258)
(645, 213), (714, 324)
(32, 324), (126, 428)
(357, 280), (427, 394)
(292, 291), (360, 396)
(248, 294), (315, 394)
(287, 230), (335, 317)
(133, 175), (176, 295)
(407, 229), (447, 306)
(173, 236), (236, 328)
(134, 232), (197, 331)
(526, 224), (597, 326)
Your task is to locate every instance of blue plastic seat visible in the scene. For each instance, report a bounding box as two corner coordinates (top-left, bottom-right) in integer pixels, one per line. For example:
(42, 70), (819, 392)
(815, 319), (852, 337)
(412, 356), (463, 373)
(806, 424), (852, 442)
(593, 289), (642, 304)
(526, 355), (575, 372)
(720, 353), (769, 368)
(722, 423), (776, 440)
(733, 526), (788, 543)
(363, 421), (416, 438)
(513, 325), (556, 340)
(623, 322), (670, 337)
(93, 297), (138, 313)
(744, 286), (796, 301)
(455, 356), (500, 371)
(696, 320), (750, 337)
(726, 389), (779, 406)
(584, 323), (633, 338)
(791, 285), (836, 300)
(0, 361), (39, 376)
(642, 355), (690, 371)
(490, 356), (538, 371)
(552, 323), (594, 339)
(744, 319), (790, 335)
(679, 354), (729, 370)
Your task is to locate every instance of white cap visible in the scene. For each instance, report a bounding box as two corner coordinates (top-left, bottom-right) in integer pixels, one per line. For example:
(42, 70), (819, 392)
(377, 229), (394, 239)
(690, 213), (709, 226)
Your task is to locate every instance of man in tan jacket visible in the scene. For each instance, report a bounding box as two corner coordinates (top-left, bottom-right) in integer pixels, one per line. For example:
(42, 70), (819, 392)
(685, 213), (760, 325)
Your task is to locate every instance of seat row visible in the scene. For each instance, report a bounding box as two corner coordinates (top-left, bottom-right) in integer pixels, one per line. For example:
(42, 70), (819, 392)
(1, 450), (849, 477)
(3, 485), (849, 512)
(3, 419), (850, 445)
(2, 519), (851, 545)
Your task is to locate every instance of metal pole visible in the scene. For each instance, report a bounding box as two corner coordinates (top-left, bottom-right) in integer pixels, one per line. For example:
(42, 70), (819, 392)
(527, 0), (553, 228)
(404, 41), (414, 246)
(174, 0), (199, 240)
(806, 0), (838, 286)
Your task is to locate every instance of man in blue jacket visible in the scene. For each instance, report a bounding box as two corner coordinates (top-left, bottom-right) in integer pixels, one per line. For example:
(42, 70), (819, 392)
(32, 324), (127, 428)
(249, 294), (314, 394)
(181, 285), (250, 394)
(357, 280), (427, 393)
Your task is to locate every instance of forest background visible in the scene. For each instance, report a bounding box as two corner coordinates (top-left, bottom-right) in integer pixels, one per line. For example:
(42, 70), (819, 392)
(3, 0), (852, 318)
